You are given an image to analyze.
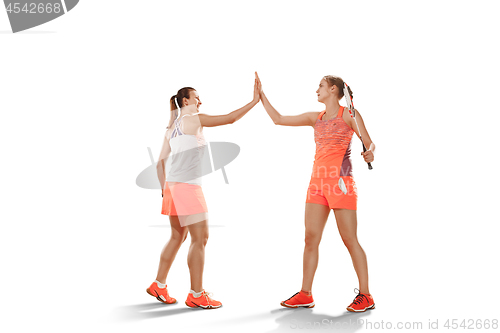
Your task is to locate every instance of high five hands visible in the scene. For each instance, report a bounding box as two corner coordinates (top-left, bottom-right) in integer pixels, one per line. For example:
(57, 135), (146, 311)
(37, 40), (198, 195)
(255, 72), (263, 98)
(253, 71), (262, 103)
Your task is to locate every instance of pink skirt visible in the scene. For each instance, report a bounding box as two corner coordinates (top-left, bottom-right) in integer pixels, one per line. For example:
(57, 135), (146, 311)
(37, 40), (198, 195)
(161, 182), (208, 216)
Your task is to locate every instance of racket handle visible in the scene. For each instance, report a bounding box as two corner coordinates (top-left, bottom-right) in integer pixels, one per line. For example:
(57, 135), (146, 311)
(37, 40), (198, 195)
(362, 144), (374, 170)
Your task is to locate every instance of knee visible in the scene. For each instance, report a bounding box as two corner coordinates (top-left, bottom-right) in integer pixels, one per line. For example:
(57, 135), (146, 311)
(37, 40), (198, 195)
(191, 233), (209, 247)
(171, 232), (188, 245)
(341, 236), (359, 250)
(304, 233), (321, 249)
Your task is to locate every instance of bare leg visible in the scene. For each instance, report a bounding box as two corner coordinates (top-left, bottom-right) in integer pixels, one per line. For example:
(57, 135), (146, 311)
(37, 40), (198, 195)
(301, 203), (331, 293)
(155, 216), (188, 284)
(333, 209), (370, 295)
(186, 220), (209, 292)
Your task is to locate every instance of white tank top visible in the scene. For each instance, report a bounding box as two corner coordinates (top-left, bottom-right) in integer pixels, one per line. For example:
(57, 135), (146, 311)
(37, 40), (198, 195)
(166, 114), (207, 185)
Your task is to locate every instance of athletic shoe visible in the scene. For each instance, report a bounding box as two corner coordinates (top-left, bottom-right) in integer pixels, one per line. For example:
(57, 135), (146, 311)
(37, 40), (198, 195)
(146, 282), (176, 304)
(346, 288), (375, 312)
(185, 290), (222, 309)
(280, 291), (315, 308)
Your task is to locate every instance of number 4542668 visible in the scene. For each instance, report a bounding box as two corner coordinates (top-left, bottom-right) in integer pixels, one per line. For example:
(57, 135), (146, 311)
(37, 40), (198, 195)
(444, 319), (498, 329)
(6, 3), (62, 14)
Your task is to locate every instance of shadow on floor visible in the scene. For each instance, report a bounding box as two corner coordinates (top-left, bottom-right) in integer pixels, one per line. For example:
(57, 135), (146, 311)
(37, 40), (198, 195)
(111, 302), (201, 321)
(266, 308), (372, 332)
(111, 300), (372, 331)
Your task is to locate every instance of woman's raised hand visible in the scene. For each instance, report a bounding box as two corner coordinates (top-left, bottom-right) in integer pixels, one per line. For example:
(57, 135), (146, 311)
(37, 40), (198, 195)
(255, 72), (263, 95)
(253, 71), (262, 103)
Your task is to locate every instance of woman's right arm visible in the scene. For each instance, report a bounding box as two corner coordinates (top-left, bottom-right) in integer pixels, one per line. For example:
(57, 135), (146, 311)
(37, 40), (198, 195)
(260, 90), (317, 127)
(256, 73), (317, 127)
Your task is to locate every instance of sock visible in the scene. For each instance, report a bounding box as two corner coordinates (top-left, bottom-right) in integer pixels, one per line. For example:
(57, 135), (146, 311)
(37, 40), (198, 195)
(190, 289), (204, 298)
(300, 290), (312, 296)
(155, 280), (166, 289)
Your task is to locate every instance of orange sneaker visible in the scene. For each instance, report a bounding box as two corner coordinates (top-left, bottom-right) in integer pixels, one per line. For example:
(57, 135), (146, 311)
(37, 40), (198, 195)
(146, 282), (176, 304)
(281, 291), (315, 308)
(185, 291), (222, 309)
(346, 288), (375, 312)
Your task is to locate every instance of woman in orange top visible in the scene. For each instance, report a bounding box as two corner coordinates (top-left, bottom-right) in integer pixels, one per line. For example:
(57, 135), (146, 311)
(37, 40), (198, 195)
(257, 73), (376, 312)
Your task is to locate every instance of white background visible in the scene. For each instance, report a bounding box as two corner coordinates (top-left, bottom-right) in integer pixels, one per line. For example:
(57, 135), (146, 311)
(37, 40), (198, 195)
(1, 1), (499, 332)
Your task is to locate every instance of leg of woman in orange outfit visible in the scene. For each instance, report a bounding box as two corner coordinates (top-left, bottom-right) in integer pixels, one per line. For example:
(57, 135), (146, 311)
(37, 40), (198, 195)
(334, 209), (375, 312)
(301, 203), (331, 293)
(333, 209), (369, 294)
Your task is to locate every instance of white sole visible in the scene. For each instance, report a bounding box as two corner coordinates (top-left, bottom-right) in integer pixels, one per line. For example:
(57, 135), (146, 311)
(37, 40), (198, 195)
(281, 301), (315, 308)
(185, 301), (222, 309)
(347, 303), (375, 312)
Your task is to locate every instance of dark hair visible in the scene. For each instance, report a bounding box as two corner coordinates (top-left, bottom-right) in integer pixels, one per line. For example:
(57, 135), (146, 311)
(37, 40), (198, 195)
(323, 75), (353, 100)
(168, 87), (195, 129)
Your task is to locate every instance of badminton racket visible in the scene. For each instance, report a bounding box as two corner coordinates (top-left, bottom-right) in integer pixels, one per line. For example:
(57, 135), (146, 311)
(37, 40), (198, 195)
(343, 83), (373, 170)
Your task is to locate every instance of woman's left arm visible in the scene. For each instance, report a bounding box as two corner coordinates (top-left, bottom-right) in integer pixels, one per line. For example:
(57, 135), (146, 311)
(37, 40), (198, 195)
(156, 132), (172, 194)
(198, 99), (258, 127)
(349, 109), (375, 163)
(198, 73), (261, 127)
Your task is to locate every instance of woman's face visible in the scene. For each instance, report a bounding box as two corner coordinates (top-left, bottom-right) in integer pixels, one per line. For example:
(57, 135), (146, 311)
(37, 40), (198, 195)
(183, 90), (202, 111)
(316, 79), (334, 103)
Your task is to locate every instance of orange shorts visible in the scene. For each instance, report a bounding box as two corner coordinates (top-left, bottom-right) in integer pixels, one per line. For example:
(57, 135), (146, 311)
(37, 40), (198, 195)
(306, 176), (357, 210)
(161, 182), (208, 216)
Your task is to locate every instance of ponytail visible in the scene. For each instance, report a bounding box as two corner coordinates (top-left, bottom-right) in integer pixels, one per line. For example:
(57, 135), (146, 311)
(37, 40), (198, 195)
(170, 95), (178, 112)
(167, 95), (179, 129)
(167, 87), (195, 129)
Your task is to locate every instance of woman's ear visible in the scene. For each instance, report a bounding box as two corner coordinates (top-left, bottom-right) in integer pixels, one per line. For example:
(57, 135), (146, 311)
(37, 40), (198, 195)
(333, 85), (342, 98)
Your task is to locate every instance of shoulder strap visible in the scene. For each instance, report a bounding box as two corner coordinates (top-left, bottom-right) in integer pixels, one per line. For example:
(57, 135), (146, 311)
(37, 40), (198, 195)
(337, 106), (345, 118)
(179, 114), (189, 121)
(172, 115), (187, 137)
(318, 111), (326, 120)
(170, 126), (179, 138)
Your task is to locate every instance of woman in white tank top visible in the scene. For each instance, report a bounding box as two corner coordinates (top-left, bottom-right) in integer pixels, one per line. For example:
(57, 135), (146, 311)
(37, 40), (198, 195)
(146, 73), (261, 309)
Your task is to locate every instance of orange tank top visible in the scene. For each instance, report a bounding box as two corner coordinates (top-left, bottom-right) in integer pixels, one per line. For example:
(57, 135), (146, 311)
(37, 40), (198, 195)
(311, 106), (354, 178)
